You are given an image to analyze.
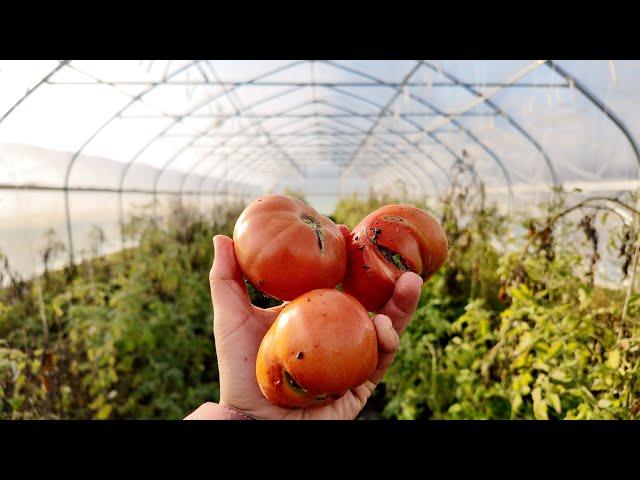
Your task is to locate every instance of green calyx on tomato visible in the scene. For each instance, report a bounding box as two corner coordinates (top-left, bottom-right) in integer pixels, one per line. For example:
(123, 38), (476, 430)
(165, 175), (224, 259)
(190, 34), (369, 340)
(301, 214), (325, 254)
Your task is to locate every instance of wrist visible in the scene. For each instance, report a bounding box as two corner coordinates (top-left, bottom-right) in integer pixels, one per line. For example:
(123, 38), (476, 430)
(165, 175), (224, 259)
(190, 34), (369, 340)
(218, 401), (255, 420)
(184, 402), (254, 420)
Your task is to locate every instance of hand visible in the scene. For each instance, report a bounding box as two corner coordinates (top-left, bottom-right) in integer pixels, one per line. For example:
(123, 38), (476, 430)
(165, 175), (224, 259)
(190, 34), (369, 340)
(187, 229), (423, 420)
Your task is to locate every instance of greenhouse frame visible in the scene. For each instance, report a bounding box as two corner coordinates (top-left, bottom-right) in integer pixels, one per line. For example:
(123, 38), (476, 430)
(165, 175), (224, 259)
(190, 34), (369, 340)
(1, 60), (639, 281)
(3, 59), (640, 422)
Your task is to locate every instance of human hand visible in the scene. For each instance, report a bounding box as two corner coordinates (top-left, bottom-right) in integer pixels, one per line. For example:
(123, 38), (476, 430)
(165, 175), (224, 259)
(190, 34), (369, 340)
(186, 229), (423, 420)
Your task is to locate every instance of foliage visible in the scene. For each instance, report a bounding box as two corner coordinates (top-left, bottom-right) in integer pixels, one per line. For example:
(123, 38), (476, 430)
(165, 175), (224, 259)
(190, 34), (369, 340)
(0, 200), (245, 419)
(2, 182), (640, 420)
(336, 180), (640, 420)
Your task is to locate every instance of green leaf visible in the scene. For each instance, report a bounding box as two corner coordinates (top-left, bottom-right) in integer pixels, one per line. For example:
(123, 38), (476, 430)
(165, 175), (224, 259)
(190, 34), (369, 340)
(94, 404), (113, 420)
(546, 341), (562, 360)
(549, 392), (562, 414)
(606, 349), (621, 370)
(597, 399), (612, 409)
(511, 284), (533, 302)
(580, 386), (598, 406)
(514, 332), (538, 358)
(511, 393), (523, 415)
(549, 369), (571, 383)
(534, 289), (549, 299)
(532, 387), (549, 420)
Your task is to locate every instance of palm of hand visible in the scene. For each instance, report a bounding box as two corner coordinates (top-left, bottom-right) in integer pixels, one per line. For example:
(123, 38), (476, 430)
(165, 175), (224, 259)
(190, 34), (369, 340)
(209, 234), (422, 420)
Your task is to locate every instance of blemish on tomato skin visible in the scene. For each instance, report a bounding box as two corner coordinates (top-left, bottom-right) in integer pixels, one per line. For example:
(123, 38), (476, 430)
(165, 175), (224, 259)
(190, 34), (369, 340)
(363, 265), (370, 270)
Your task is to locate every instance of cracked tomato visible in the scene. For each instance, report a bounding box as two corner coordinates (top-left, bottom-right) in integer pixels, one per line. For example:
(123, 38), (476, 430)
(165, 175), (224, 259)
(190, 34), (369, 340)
(341, 204), (449, 312)
(233, 194), (347, 301)
(256, 288), (378, 409)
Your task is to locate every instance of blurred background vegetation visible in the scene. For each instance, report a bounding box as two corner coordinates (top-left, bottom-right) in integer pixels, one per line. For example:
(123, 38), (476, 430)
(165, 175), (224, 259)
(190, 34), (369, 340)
(2, 179), (640, 419)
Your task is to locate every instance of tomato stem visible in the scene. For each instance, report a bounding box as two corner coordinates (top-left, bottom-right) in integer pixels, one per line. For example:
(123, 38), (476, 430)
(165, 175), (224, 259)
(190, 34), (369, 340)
(301, 214), (325, 254)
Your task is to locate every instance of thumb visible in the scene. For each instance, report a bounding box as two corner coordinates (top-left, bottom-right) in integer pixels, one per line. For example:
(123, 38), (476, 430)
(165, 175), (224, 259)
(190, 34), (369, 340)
(209, 235), (253, 315)
(379, 272), (423, 335)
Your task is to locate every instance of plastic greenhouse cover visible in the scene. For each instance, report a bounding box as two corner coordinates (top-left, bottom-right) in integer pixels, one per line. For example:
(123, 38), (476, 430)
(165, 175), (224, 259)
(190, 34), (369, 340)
(1, 60), (639, 284)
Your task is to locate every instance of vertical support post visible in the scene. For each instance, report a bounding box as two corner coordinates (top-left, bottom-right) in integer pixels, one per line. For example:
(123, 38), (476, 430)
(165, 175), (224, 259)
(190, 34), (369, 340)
(119, 187), (125, 250)
(224, 157), (229, 207)
(197, 173), (204, 216)
(64, 187), (75, 268)
(153, 191), (159, 224)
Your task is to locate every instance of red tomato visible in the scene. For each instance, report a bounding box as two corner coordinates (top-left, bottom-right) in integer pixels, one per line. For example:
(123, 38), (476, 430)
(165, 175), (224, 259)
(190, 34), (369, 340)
(233, 195), (347, 301)
(256, 289), (378, 409)
(341, 204), (448, 312)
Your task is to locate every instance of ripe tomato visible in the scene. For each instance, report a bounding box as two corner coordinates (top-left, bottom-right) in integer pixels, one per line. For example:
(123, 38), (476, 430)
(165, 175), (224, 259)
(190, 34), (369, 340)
(341, 204), (448, 312)
(233, 194), (347, 301)
(256, 289), (378, 409)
